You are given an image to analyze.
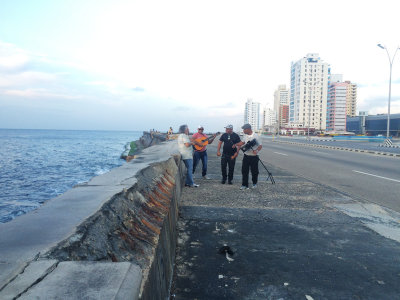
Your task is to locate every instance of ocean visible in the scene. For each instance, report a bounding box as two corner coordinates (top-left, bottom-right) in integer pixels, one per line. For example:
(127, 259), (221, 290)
(0, 129), (142, 223)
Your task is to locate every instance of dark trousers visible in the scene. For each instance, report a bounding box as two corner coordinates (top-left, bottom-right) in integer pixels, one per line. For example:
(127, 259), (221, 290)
(221, 154), (236, 181)
(193, 150), (208, 176)
(242, 155), (259, 187)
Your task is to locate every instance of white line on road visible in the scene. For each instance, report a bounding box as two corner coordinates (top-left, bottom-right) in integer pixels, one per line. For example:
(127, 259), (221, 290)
(273, 152), (288, 156)
(352, 170), (400, 183)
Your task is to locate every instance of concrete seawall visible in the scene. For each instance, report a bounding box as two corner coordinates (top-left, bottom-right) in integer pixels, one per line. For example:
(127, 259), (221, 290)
(0, 140), (182, 299)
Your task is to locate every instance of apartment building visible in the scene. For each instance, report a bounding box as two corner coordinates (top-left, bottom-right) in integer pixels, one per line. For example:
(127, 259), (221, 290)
(244, 98), (260, 130)
(290, 53), (330, 131)
(273, 84), (289, 128)
(346, 81), (357, 117)
(327, 75), (347, 132)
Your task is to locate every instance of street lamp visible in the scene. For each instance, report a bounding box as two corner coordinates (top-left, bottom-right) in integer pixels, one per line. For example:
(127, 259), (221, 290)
(377, 44), (400, 142)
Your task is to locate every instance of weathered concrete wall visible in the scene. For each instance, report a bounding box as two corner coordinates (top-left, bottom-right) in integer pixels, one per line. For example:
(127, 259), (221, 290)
(0, 140), (183, 299)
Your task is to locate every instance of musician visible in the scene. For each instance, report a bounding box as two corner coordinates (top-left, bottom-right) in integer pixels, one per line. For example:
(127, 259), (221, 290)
(192, 126), (216, 180)
(236, 123), (262, 190)
(177, 125), (200, 187)
(217, 125), (241, 184)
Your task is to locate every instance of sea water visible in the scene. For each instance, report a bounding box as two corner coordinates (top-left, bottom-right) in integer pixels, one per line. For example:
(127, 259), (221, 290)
(0, 129), (142, 223)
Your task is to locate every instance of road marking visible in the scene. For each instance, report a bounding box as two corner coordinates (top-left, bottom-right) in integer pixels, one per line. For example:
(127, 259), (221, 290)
(352, 170), (400, 183)
(310, 150), (329, 155)
(273, 152), (288, 156)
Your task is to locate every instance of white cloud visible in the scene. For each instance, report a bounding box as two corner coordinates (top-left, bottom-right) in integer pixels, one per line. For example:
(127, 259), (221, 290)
(0, 41), (30, 71)
(3, 88), (80, 99)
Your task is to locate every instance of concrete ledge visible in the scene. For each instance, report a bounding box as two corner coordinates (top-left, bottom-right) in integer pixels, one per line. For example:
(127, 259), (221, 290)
(0, 141), (184, 299)
(16, 261), (142, 300)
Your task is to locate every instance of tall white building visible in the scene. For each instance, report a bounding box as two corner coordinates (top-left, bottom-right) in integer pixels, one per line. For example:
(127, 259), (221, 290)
(244, 99), (260, 130)
(274, 85), (289, 127)
(290, 53), (330, 132)
(263, 107), (277, 127)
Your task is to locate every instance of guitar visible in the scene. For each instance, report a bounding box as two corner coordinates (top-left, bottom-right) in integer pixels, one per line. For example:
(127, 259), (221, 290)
(193, 132), (221, 151)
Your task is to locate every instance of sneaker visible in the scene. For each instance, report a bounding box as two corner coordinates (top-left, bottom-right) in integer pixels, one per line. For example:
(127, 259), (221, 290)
(240, 185), (249, 190)
(203, 175), (211, 180)
(221, 179), (226, 184)
(252, 184), (257, 189)
(185, 183), (200, 187)
(228, 180), (232, 185)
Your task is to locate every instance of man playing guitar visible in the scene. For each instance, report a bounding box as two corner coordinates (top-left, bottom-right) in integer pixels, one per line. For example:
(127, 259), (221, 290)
(192, 126), (217, 179)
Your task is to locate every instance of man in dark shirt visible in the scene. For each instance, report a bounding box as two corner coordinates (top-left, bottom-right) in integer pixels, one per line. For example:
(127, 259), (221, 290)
(217, 125), (241, 184)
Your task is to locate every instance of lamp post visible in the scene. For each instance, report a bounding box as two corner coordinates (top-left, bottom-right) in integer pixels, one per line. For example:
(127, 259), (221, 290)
(377, 44), (400, 141)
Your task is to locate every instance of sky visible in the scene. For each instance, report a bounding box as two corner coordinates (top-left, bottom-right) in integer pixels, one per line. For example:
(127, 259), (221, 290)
(1, 0), (400, 132)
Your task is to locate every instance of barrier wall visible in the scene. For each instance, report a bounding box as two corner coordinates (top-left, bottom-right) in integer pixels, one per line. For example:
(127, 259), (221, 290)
(0, 141), (183, 299)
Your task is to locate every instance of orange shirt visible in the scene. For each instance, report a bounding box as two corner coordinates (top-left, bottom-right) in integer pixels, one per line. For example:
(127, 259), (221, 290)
(192, 132), (208, 152)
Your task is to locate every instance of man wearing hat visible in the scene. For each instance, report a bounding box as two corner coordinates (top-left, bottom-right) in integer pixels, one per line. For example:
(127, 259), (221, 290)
(217, 125), (241, 184)
(236, 123), (262, 189)
(192, 126), (216, 179)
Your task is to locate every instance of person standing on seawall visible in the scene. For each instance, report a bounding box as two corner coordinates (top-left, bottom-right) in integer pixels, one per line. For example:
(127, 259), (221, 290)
(236, 123), (262, 190)
(216, 124), (241, 184)
(192, 126), (216, 180)
(177, 125), (200, 187)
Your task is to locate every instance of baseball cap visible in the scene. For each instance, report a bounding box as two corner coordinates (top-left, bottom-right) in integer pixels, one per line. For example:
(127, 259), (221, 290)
(241, 123), (251, 130)
(198, 125), (204, 129)
(224, 124), (233, 129)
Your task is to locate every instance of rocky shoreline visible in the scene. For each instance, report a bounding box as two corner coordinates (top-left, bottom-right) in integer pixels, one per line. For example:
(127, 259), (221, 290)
(120, 131), (168, 161)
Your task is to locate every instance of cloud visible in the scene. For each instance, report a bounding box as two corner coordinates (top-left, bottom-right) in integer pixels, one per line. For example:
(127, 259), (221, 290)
(208, 102), (236, 109)
(3, 88), (80, 99)
(175, 106), (191, 111)
(132, 87), (145, 92)
(0, 41), (30, 71)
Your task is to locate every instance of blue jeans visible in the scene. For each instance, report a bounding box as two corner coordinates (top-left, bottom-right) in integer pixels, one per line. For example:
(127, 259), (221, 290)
(183, 159), (194, 186)
(193, 150), (208, 176)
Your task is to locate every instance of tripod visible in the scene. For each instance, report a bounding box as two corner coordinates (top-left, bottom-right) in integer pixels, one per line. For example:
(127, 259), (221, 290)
(257, 156), (275, 184)
(240, 143), (275, 184)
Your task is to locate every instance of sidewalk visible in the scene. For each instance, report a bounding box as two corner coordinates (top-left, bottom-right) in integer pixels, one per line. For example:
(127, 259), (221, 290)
(171, 143), (400, 299)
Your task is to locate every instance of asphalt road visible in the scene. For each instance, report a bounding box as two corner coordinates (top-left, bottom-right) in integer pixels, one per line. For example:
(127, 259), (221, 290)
(260, 137), (400, 213)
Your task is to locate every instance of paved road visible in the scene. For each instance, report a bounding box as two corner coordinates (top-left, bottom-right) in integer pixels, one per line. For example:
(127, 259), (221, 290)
(260, 137), (400, 213)
(171, 143), (400, 299)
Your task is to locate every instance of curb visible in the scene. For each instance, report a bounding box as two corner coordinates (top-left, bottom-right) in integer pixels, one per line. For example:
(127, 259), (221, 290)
(273, 140), (400, 158)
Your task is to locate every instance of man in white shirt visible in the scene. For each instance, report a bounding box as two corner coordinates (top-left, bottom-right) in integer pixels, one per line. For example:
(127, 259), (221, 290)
(236, 123), (262, 190)
(177, 124), (200, 187)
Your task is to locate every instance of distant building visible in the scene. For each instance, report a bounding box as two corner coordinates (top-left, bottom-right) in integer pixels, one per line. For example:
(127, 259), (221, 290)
(279, 105), (289, 128)
(244, 98), (261, 130)
(345, 81), (357, 117)
(347, 113), (400, 137)
(273, 85), (289, 128)
(327, 76), (358, 132)
(290, 53), (330, 132)
(262, 107), (277, 132)
(327, 75), (347, 132)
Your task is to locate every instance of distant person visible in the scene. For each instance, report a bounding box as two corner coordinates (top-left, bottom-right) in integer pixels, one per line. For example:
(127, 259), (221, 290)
(217, 125), (241, 184)
(167, 127), (173, 140)
(192, 126), (216, 179)
(236, 123), (262, 190)
(177, 125), (199, 187)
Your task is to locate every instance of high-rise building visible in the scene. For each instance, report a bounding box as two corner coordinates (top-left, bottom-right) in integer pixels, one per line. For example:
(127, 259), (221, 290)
(273, 85), (289, 128)
(327, 75), (347, 132)
(279, 105), (289, 128)
(263, 107), (277, 127)
(244, 99), (260, 130)
(326, 76), (358, 132)
(290, 53), (330, 132)
(345, 81), (357, 117)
